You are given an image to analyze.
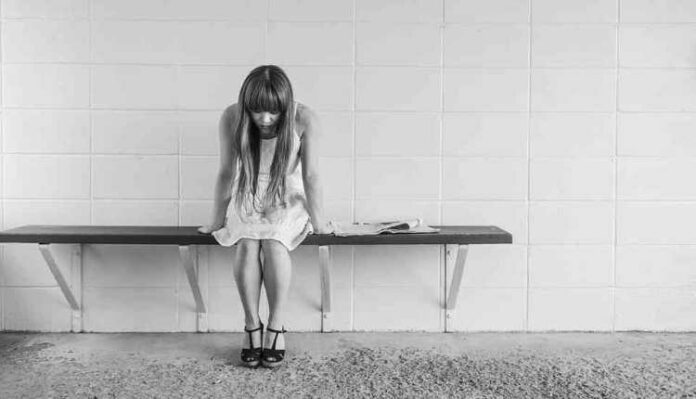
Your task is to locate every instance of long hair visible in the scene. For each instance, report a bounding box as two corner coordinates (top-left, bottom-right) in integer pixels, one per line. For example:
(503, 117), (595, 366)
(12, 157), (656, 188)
(231, 65), (295, 217)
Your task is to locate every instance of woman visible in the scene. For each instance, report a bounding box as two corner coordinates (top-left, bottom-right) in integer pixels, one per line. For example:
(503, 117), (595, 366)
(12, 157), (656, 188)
(198, 65), (333, 368)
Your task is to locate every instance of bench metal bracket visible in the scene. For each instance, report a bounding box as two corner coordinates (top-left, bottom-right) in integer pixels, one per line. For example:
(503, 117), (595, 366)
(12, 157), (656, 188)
(38, 243), (80, 312)
(445, 244), (469, 332)
(178, 245), (208, 332)
(318, 245), (332, 332)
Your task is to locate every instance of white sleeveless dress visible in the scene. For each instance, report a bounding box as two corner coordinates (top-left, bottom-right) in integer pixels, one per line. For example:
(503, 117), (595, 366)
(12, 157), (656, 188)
(211, 101), (314, 251)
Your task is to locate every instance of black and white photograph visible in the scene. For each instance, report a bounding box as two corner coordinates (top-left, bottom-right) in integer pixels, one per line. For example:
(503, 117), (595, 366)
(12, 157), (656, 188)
(0, 0), (695, 398)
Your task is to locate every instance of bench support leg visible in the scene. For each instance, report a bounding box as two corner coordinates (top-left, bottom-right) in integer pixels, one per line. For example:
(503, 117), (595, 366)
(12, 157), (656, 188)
(318, 245), (332, 332)
(38, 244), (80, 312)
(71, 245), (83, 332)
(178, 245), (207, 332)
(445, 244), (469, 332)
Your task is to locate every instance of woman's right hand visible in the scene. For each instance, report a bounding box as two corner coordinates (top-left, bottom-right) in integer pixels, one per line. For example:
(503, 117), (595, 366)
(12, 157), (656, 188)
(198, 223), (223, 234)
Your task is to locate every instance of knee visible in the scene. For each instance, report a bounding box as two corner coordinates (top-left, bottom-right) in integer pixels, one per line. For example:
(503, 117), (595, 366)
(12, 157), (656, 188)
(261, 239), (288, 256)
(235, 238), (260, 260)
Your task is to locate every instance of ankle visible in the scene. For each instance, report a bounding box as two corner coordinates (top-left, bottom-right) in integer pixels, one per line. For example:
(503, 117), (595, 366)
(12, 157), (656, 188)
(244, 317), (262, 330)
(266, 317), (284, 332)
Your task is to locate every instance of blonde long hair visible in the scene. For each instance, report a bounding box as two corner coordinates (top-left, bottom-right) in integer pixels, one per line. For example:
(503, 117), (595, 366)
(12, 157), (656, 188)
(231, 65), (295, 217)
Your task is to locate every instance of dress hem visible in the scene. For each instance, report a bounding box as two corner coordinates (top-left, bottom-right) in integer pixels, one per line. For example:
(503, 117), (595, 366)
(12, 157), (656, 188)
(211, 217), (313, 252)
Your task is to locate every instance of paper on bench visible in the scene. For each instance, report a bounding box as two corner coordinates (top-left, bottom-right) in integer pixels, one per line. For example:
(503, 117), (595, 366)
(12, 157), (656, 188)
(329, 218), (440, 237)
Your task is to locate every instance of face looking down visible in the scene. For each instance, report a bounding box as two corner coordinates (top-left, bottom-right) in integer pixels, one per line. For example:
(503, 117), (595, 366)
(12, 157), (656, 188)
(250, 110), (281, 133)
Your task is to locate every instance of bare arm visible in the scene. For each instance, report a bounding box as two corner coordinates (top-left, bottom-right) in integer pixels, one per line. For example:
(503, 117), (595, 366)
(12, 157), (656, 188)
(208, 104), (238, 227)
(299, 105), (329, 231)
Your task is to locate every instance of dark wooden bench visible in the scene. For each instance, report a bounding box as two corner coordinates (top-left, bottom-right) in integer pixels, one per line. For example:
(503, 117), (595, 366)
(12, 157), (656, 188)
(0, 225), (512, 332)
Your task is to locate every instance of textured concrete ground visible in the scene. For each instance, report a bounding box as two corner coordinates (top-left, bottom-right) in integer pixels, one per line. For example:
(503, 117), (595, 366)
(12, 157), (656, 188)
(1, 331), (695, 398)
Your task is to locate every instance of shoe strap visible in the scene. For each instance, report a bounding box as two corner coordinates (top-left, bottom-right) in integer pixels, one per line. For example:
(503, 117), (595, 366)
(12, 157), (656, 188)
(244, 322), (263, 333)
(266, 326), (287, 350)
(244, 322), (263, 349)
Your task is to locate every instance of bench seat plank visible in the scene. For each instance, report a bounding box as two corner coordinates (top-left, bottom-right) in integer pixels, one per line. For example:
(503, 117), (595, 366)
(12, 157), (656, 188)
(0, 225), (512, 245)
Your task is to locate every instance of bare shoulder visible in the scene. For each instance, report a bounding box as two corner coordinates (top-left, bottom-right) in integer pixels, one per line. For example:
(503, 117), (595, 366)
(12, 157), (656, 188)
(219, 103), (240, 136)
(223, 103), (240, 122)
(295, 102), (319, 140)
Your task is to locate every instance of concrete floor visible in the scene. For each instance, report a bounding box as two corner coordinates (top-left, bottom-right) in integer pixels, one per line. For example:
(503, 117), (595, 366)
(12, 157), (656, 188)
(1, 331), (695, 398)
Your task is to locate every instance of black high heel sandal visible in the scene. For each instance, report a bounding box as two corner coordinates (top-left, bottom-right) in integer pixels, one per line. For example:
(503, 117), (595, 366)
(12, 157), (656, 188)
(261, 326), (287, 368)
(241, 322), (263, 368)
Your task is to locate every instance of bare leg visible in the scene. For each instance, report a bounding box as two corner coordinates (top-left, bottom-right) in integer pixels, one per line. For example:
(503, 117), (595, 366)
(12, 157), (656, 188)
(232, 238), (263, 348)
(261, 239), (292, 350)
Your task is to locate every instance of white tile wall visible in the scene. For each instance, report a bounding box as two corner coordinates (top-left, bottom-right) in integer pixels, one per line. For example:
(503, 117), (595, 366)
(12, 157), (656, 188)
(3, 110), (91, 153)
(619, 25), (696, 68)
(615, 288), (696, 331)
(3, 64), (90, 108)
(529, 245), (613, 287)
(530, 159), (614, 200)
(92, 201), (178, 225)
(2, 20), (90, 63)
(92, 111), (179, 154)
(617, 203), (696, 245)
(617, 114), (696, 157)
(358, 23), (440, 66)
(267, 22), (352, 65)
(443, 158), (528, 200)
(356, 113), (440, 156)
(177, 66), (249, 111)
(619, 70), (696, 112)
(270, 0), (353, 21)
(444, 69), (529, 111)
(91, 65), (178, 109)
(443, 113), (528, 157)
(530, 113), (614, 157)
(620, 0), (696, 23)
(444, 25), (529, 67)
(2, 0), (89, 19)
(358, 0), (442, 22)
(531, 69), (616, 112)
(532, 0), (617, 23)
(448, 288), (526, 331)
(616, 245), (696, 288)
(2, 0), (695, 332)
(531, 25), (616, 68)
(356, 67), (441, 111)
(2, 287), (72, 331)
(91, 155), (179, 199)
(4, 155), (91, 198)
(446, 0), (529, 23)
(528, 288), (612, 331)
(356, 158), (439, 199)
(91, 0), (266, 20)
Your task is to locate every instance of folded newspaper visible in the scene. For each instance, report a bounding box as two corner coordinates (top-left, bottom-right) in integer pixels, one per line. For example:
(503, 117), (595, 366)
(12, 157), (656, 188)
(329, 218), (439, 237)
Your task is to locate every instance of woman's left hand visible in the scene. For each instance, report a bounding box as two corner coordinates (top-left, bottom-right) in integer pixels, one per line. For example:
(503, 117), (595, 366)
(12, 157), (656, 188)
(313, 220), (335, 235)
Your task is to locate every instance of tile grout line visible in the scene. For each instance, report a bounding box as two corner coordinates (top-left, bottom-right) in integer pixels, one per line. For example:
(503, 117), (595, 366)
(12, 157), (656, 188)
(88, 1), (93, 222)
(612, 0), (621, 333)
(6, 106), (696, 113)
(88, 0), (94, 226)
(6, 61), (696, 70)
(440, 0), (446, 332)
(525, 0), (533, 332)
(174, 64), (181, 329)
(6, 197), (696, 203)
(0, 0), (4, 331)
(86, 0), (92, 331)
(350, 0), (357, 332)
